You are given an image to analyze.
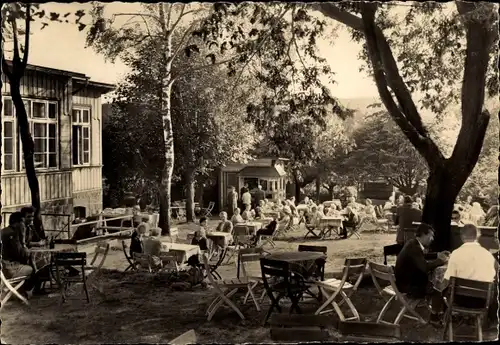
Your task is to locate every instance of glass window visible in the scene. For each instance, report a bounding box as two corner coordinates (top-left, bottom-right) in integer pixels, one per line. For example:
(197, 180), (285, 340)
(33, 101), (46, 118)
(3, 99), (13, 117)
(72, 107), (91, 165)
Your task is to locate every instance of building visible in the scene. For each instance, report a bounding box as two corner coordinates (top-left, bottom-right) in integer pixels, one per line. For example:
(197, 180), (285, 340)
(1, 62), (114, 221)
(218, 158), (289, 210)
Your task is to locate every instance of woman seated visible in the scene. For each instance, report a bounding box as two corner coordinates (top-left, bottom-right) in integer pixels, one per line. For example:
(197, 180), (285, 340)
(143, 227), (163, 267)
(252, 215), (278, 245)
(326, 204), (341, 217)
(469, 202), (486, 225)
(130, 222), (149, 258)
(357, 199), (378, 229)
(308, 206), (324, 227)
(231, 208), (245, 224)
(242, 204), (254, 221)
(191, 217), (209, 251)
(340, 206), (359, 239)
(216, 211), (233, 233)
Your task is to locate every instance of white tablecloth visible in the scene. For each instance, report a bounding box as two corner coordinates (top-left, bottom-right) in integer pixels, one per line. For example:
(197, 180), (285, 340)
(206, 231), (233, 248)
(319, 217), (343, 228)
(161, 243), (200, 263)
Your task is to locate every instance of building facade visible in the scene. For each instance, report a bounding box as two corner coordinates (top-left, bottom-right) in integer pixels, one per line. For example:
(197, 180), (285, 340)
(1, 62), (114, 221)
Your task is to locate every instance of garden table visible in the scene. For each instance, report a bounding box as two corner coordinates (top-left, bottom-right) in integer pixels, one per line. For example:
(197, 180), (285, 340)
(243, 222), (263, 235)
(318, 217), (344, 239)
(29, 244), (77, 271)
(266, 251), (327, 280)
(206, 231), (233, 248)
(161, 243), (201, 264)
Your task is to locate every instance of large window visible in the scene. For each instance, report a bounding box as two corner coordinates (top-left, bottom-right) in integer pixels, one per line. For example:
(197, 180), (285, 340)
(1, 97), (58, 172)
(72, 108), (91, 166)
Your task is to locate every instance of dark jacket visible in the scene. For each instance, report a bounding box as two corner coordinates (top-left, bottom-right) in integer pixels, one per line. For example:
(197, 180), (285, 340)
(191, 237), (208, 251)
(129, 231), (144, 258)
(394, 239), (443, 298)
(25, 223), (46, 246)
(395, 203), (422, 244)
(254, 189), (266, 204)
(1, 226), (30, 265)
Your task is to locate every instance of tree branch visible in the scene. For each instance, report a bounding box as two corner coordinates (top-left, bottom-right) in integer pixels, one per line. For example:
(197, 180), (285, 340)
(167, 17), (201, 64)
(20, 3), (31, 72)
(2, 52), (14, 80)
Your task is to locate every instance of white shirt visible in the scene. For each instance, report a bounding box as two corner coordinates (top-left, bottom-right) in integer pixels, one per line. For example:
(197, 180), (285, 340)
(444, 242), (497, 283)
(242, 192), (252, 205)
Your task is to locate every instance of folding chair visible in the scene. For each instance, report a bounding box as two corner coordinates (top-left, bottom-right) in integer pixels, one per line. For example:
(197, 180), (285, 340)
(133, 253), (154, 273)
(315, 258), (367, 321)
(54, 252), (90, 303)
(298, 245), (327, 281)
(304, 219), (322, 239)
(0, 271), (30, 308)
(338, 320), (401, 342)
(383, 244), (403, 265)
(260, 258), (309, 324)
(225, 225), (252, 264)
(238, 250), (268, 306)
(122, 240), (136, 272)
(169, 329), (197, 345)
(200, 202), (215, 218)
(368, 261), (426, 325)
(202, 254), (258, 321)
(269, 314), (331, 342)
(345, 222), (362, 240)
(442, 277), (493, 341)
(159, 253), (180, 273)
(204, 241), (226, 280)
(403, 227), (417, 243)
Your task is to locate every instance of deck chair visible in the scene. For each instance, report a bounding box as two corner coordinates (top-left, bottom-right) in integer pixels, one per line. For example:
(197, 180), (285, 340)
(200, 202), (215, 218)
(0, 271), (30, 308)
(338, 320), (401, 342)
(442, 277), (493, 341)
(315, 258), (367, 321)
(122, 240), (136, 272)
(169, 329), (197, 345)
(202, 254), (258, 321)
(269, 314), (331, 342)
(368, 261), (426, 325)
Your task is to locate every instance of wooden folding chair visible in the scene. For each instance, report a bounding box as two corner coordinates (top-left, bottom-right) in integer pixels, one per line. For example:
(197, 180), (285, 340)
(159, 252), (180, 273)
(269, 314), (331, 342)
(133, 253), (154, 273)
(315, 258), (367, 321)
(345, 222), (362, 240)
(238, 251), (267, 306)
(338, 320), (401, 342)
(383, 244), (403, 265)
(303, 219), (322, 239)
(122, 240), (136, 272)
(442, 277), (493, 341)
(225, 225), (251, 264)
(368, 261), (426, 325)
(202, 254), (258, 321)
(0, 271), (30, 308)
(54, 252), (90, 303)
(169, 329), (197, 345)
(200, 202), (215, 218)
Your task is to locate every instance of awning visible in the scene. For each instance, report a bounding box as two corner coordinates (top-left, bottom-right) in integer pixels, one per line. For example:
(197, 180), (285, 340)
(238, 166), (287, 178)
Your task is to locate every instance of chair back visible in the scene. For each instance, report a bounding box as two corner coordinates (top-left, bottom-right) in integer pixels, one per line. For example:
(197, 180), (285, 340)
(449, 277), (493, 309)
(89, 242), (110, 268)
(260, 258), (291, 293)
(54, 252), (87, 268)
(206, 202), (215, 211)
(133, 253), (153, 272)
(403, 227), (417, 243)
(368, 261), (397, 294)
(237, 247), (265, 278)
(159, 252), (179, 272)
(298, 245), (327, 254)
(239, 253), (262, 279)
(121, 240), (133, 261)
(341, 258), (367, 289)
(169, 329), (197, 345)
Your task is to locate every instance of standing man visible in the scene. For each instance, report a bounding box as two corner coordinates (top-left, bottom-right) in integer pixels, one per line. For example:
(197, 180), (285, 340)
(226, 186), (238, 218)
(395, 195), (422, 246)
(21, 206), (46, 248)
(254, 184), (266, 209)
(242, 188), (252, 212)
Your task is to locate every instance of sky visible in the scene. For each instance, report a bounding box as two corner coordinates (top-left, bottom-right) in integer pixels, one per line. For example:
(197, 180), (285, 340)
(15, 2), (380, 100)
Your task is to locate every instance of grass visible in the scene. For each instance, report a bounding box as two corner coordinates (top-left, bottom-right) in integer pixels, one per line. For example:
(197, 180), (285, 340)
(1, 221), (497, 343)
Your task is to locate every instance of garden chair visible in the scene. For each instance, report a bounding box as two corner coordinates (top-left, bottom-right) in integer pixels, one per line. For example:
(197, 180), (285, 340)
(315, 258), (367, 321)
(403, 227), (417, 243)
(169, 329), (197, 345)
(133, 253), (155, 273)
(54, 252), (90, 303)
(260, 218), (293, 248)
(383, 244), (403, 265)
(368, 261), (426, 325)
(200, 202), (215, 218)
(338, 320), (401, 342)
(204, 241), (226, 280)
(121, 240), (136, 272)
(345, 222), (362, 240)
(442, 277), (493, 341)
(260, 257), (310, 324)
(225, 225), (252, 264)
(269, 314), (331, 342)
(238, 251), (268, 306)
(159, 252), (180, 273)
(298, 245), (327, 281)
(0, 271), (30, 308)
(202, 254), (258, 321)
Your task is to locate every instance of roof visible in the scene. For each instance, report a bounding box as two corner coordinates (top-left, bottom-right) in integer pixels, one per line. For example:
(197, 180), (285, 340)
(238, 166), (287, 178)
(4, 60), (115, 91)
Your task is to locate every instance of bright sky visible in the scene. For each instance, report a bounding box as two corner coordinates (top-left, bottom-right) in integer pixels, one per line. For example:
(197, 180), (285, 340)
(19, 2), (379, 99)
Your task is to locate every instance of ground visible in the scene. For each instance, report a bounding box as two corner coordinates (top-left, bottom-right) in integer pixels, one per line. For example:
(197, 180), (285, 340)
(1, 220), (497, 343)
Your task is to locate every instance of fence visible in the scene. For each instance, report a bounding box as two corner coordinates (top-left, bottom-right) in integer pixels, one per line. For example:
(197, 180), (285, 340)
(1, 212), (72, 239)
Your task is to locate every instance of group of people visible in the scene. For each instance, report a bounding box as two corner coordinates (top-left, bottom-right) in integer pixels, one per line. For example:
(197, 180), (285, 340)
(394, 222), (498, 326)
(128, 218), (166, 266)
(1, 207), (50, 297)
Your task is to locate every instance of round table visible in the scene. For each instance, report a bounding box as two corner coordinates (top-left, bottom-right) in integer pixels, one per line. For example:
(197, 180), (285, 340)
(266, 251), (327, 280)
(29, 244), (76, 270)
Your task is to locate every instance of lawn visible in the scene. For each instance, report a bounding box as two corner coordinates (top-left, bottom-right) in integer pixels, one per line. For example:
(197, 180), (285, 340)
(1, 221), (497, 343)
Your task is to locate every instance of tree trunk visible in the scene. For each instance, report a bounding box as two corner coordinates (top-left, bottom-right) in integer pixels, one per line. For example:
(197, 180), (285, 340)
(315, 177), (321, 203)
(293, 175), (301, 201)
(11, 81), (44, 234)
(0, 84), (3, 228)
(185, 171), (196, 223)
(422, 167), (462, 252)
(327, 183), (336, 200)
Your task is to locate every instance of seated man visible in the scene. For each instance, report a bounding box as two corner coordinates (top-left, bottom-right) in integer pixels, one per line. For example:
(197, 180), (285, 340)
(340, 206), (359, 239)
(252, 215), (278, 245)
(191, 217), (209, 251)
(130, 222), (148, 258)
(450, 210), (464, 226)
(143, 227), (163, 268)
(307, 206), (323, 228)
(1, 212), (40, 297)
(21, 206), (46, 248)
(241, 204), (254, 221)
(395, 223), (448, 300)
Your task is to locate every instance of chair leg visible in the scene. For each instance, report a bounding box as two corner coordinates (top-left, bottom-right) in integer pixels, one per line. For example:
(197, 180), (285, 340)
(476, 316), (483, 341)
(340, 291), (360, 321)
(207, 288), (244, 321)
(315, 286), (341, 315)
(246, 283), (261, 311)
(1, 280), (28, 306)
(377, 296), (395, 323)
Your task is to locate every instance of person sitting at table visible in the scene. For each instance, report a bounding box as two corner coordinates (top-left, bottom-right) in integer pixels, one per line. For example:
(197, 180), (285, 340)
(307, 206), (323, 228)
(129, 222), (148, 258)
(340, 206), (359, 239)
(357, 199), (378, 228)
(395, 195), (422, 245)
(450, 210), (464, 226)
(242, 204), (254, 221)
(255, 200), (266, 219)
(231, 208), (245, 224)
(191, 218), (209, 251)
(216, 211), (234, 233)
(347, 196), (363, 212)
(301, 196), (310, 205)
(252, 215), (278, 245)
(21, 206), (46, 248)
(395, 224), (448, 301)
(429, 224), (498, 325)
(326, 204), (341, 217)
(383, 196), (395, 211)
(143, 227), (163, 267)
(1, 212), (45, 297)
(469, 202), (485, 225)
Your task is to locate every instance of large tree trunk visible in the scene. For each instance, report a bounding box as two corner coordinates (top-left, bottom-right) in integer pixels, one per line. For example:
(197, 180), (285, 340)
(315, 177), (321, 203)
(293, 174), (301, 201)
(11, 81), (44, 234)
(185, 170), (196, 223)
(0, 84), (3, 228)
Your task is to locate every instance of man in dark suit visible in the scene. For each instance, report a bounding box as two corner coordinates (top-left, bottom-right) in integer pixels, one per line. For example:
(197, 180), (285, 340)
(395, 195), (422, 245)
(254, 184), (266, 208)
(395, 223), (449, 298)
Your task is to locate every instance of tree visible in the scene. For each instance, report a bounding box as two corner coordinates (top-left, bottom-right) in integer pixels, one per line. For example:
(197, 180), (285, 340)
(347, 111), (428, 195)
(1, 3), (86, 233)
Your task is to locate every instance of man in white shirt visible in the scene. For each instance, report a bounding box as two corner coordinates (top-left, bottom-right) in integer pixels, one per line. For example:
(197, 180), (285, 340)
(241, 189), (252, 210)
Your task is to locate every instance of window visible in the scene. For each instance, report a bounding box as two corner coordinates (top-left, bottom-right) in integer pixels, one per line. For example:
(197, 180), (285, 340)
(72, 108), (91, 165)
(1, 97), (58, 172)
